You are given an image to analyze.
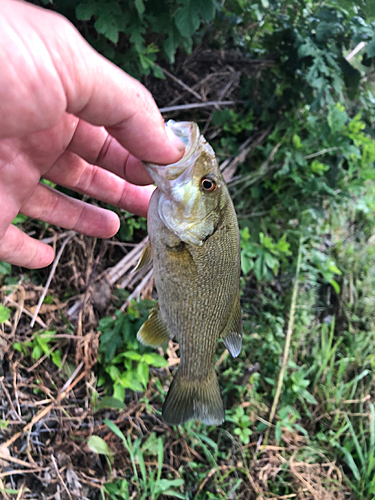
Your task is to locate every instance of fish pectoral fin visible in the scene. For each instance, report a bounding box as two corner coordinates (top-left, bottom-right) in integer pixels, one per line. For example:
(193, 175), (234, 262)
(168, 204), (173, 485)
(162, 368), (225, 426)
(137, 305), (171, 347)
(221, 295), (242, 358)
(132, 240), (152, 273)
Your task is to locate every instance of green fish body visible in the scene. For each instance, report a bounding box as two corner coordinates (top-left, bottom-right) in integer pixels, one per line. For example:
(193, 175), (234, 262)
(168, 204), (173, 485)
(137, 121), (242, 425)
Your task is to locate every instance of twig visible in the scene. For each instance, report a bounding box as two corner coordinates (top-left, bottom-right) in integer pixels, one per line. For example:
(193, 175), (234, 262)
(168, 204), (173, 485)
(40, 230), (76, 244)
(121, 269), (154, 311)
(51, 454), (73, 500)
(15, 483), (25, 500)
(303, 147), (341, 160)
(97, 236), (149, 285)
(0, 467), (45, 479)
(30, 233), (74, 327)
(346, 41), (366, 61)
(202, 71), (241, 134)
(157, 65), (202, 100)
(0, 451), (35, 468)
(264, 235), (303, 444)
(3, 362), (84, 448)
(221, 125), (272, 182)
(0, 377), (24, 423)
(159, 100), (238, 113)
(3, 297), (47, 328)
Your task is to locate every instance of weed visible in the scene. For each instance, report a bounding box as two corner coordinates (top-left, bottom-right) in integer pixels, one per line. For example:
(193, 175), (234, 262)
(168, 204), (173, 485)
(97, 301), (168, 401)
(103, 420), (184, 499)
(13, 330), (63, 369)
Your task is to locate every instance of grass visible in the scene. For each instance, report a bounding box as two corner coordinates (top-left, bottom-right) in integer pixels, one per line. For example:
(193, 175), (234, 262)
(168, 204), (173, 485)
(2, 229), (373, 499)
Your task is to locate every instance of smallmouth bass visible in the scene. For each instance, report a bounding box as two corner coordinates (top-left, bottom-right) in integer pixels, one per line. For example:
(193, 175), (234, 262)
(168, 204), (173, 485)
(136, 120), (242, 425)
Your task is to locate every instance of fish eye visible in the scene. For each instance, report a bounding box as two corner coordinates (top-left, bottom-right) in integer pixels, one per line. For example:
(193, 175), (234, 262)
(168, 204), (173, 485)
(201, 177), (217, 192)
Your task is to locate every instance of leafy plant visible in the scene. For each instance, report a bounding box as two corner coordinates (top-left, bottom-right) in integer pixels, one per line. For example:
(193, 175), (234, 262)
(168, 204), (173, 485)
(13, 330), (63, 368)
(330, 404), (375, 498)
(104, 420), (184, 499)
(240, 227), (291, 281)
(227, 405), (253, 445)
(0, 304), (11, 323)
(97, 301), (168, 400)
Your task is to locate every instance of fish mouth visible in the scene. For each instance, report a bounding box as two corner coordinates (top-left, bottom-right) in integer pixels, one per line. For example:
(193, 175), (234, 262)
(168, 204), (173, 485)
(144, 121), (200, 188)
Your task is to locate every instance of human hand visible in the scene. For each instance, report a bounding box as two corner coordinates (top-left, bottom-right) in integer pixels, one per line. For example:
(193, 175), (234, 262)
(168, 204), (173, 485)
(0, 0), (184, 269)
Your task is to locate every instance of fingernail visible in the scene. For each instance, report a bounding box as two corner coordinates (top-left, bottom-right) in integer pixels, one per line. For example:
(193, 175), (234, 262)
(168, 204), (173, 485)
(166, 126), (186, 152)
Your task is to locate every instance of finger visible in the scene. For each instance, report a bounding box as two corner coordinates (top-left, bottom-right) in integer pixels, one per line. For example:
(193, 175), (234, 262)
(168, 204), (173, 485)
(44, 150), (155, 217)
(0, 224), (55, 269)
(20, 182), (121, 238)
(67, 119), (153, 185)
(1, 1), (185, 164)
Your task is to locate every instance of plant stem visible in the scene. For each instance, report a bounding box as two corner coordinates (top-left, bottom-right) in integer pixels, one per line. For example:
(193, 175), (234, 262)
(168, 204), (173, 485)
(264, 235), (303, 444)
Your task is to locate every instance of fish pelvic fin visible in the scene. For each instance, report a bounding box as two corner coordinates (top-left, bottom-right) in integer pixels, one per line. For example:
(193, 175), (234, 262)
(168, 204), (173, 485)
(132, 240), (152, 273)
(162, 368), (225, 426)
(137, 304), (172, 347)
(221, 294), (242, 358)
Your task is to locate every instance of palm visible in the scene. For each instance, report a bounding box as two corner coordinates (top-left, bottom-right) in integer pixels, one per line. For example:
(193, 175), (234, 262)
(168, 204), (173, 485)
(0, 0), (183, 268)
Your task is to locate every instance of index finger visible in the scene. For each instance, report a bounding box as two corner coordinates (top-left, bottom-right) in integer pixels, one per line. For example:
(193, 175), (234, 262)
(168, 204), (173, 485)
(1, 0), (185, 164)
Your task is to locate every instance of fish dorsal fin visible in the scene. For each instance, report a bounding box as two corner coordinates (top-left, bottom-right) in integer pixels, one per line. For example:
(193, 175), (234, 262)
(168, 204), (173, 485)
(221, 295), (242, 358)
(137, 304), (172, 347)
(132, 241), (152, 273)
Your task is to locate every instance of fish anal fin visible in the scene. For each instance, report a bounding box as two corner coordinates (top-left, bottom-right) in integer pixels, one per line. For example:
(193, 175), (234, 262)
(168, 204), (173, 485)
(137, 305), (171, 347)
(132, 241), (152, 273)
(221, 295), (242, 358)
(162, 368), (225, 426)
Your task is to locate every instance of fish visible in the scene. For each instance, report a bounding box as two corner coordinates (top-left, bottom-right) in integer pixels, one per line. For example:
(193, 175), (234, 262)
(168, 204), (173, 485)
(136, 120), (242, 426)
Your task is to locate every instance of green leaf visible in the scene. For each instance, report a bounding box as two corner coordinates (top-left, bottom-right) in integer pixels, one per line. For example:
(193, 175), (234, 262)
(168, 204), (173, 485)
(104, 419), (126, 444)
(328, 104), (348, 134)
(0, 304), (11, 323)
(175, 0), (200, 37)
(137, 361), (149, 388)
(241, 254), (254, 275)
(0, 261), (11, 276)
(141, 432), (160, 455)
(264, 252), (278, 271)
(76, 3), (94, 21)
(94, 396), (126, 411)
(51, 350), (62, 369)
(330, 279), (341, 294)
(366, 38), (375, 58)
(335, 444), (360, 479)
(163, 28), (179, 63)
(134, 0), (145, 16)
(113, 383), (125, 401)
(196, 0), (216, 21)
(32, 345), (43, 360)
(94, 16), (119, 44)
(142, 352), (168, 367)
(298, 42), (316, 58)
(87, 435), (114, 457)
(119, 371), (144, 392)
(123, 351), (142, 361)
(156, 478), (185, 493)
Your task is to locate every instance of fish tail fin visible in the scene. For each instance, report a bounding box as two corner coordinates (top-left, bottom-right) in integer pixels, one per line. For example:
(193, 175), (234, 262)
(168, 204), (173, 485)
(162, 368), (225, 426)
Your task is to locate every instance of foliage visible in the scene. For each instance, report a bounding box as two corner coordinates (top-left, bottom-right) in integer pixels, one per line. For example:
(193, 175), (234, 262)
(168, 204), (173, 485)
(97, 301), (168, 401)
(33, 0), (217, 78)
(103, 420), (184, 499)
(0, 304), (11, 323)
(13, 330), (63, 369)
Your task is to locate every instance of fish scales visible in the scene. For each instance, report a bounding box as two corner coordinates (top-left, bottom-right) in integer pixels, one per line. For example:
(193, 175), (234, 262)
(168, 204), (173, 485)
(136, 120), (242, 426)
